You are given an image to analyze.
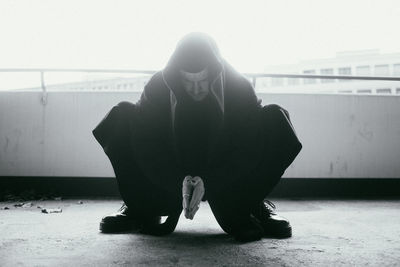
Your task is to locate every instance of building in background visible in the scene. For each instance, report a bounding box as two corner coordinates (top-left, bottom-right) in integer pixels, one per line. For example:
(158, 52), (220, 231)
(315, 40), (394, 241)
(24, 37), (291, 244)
(12, 50), (400, 95)
(14, 75), (151, 92)
(258, 49), (400, 95)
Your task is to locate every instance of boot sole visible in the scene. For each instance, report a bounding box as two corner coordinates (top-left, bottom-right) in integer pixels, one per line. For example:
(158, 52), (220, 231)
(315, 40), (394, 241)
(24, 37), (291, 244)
(99, 221), (138, 233)
(263, 225), (292, 239)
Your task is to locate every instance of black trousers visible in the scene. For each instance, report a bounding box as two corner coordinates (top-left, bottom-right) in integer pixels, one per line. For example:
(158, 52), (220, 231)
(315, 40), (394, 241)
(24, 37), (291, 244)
(108, 144), (282, 235)
(95, 103), (300, 234)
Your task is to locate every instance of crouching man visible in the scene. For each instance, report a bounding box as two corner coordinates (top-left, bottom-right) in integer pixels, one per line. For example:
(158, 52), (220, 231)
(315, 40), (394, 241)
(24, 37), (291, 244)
(92, 32), (302, 242)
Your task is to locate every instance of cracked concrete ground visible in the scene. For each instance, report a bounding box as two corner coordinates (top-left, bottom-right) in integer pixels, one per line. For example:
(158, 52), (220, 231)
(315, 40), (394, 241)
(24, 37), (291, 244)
(1, 199), (399, 266)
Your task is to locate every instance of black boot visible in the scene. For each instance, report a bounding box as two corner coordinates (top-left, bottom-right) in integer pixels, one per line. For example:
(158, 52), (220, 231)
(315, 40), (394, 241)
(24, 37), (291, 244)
(100, 204), (181, 235)
(252, 200), (292, 238)
(99, 204), (159, 233)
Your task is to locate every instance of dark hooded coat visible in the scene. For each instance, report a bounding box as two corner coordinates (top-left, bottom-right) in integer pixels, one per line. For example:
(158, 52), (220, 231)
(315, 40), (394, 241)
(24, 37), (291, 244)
(93, 33), (302, 198)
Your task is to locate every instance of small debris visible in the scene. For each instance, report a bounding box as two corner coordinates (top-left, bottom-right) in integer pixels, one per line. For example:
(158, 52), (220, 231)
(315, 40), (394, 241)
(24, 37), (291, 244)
(3, 207), (10, 210)
(22, 202), (34, 208)
(14, 202), (25, 207)
(36, 205), (43, 209)
(77, 200), (83, 204)
(41, 208), (62, 214)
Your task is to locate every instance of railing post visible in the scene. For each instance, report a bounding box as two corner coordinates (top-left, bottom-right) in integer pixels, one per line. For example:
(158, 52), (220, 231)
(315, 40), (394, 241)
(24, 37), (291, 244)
(252, 76), (257, 88)
(40, 71), (48, 105)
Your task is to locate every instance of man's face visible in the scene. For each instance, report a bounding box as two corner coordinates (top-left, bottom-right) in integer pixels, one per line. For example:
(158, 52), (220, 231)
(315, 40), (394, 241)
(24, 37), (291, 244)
(180, 68), (209, 101)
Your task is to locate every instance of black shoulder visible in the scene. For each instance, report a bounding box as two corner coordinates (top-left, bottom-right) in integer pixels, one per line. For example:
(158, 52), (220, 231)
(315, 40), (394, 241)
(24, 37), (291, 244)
(141, 71), (169, 99)
(223, 62), (253, 92)
(223, 61), (260, 109)
(136, 71), (170, 110)
(144, 71), (165, 92)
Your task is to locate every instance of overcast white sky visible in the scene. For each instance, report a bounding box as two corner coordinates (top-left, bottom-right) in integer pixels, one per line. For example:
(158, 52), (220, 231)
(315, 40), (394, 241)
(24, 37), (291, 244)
(0, 0), (400, 89)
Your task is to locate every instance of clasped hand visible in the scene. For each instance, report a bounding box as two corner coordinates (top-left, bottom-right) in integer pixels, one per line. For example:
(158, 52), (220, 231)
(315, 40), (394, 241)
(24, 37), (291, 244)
(182, 175), (205, 220)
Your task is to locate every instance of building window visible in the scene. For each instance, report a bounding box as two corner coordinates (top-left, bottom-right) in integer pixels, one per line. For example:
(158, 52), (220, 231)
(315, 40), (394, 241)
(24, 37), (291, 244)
(338, 67), (352, 82)
(396, 88), (400, 94)
(374, 64), (389, 76)
(288, 78), (299, 86)
(357, 89), (371, 94)
(356, 66), (370, 76)
(393, 64), (400, 76)
(320, 68), (334, 83)
(338, 90), (352, 94)
(257, 78), (269, 89)
(303, 70), (316, 84)
(271, 77), (284, 87)
(376, 88), (392, 94)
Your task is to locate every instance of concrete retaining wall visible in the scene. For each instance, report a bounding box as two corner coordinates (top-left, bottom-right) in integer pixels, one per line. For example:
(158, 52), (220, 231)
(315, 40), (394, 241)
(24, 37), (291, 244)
(1, 91), (399, 178)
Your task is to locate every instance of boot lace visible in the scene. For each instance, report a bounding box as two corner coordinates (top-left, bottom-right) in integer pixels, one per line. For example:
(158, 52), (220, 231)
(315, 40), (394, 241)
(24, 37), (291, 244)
(118, 204), (127, 211)
(261, 199), (277, 216)
(118, 203), (129, 215)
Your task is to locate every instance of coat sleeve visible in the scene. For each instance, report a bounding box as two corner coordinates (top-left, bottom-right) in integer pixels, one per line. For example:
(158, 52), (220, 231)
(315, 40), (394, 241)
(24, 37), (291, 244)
(92, 102), (130, 157)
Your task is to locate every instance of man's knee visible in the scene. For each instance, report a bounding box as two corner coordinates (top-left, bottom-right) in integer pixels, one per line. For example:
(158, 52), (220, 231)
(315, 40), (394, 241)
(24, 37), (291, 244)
(116, 101), (136, 112)
(111, 101), (137, 121)
(262, 104), (290, 120)
(262, 104), (284, 114)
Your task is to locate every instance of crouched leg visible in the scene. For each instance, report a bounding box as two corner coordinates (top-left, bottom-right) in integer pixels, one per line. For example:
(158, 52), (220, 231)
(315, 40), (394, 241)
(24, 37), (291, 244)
(94, 102), (181, 235)
(205, 104), (301, 239)
(242, 104), (302, 238)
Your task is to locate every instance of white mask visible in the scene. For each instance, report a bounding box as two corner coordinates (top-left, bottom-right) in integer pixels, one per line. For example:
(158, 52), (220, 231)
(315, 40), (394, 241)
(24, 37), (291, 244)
(180, 68), (209, 101)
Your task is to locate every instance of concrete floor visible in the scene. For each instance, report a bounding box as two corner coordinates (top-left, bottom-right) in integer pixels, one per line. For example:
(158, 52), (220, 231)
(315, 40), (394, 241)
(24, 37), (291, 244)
(0, 199), (399, 267)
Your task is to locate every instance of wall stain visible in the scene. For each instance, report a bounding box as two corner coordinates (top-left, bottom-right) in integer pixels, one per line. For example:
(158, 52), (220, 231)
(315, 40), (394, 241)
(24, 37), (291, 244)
(358, 123), (373, 142)
(349, 114), (355, 127)
(3, 136), (9, 153)
(12, 129), (22, 154)
(329, 157), (348, 176)
(343, 162), (348, 173)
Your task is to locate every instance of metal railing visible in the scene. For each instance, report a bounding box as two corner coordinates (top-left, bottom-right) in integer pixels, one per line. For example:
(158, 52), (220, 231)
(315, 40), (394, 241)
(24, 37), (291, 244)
(1, 68), (400, 105)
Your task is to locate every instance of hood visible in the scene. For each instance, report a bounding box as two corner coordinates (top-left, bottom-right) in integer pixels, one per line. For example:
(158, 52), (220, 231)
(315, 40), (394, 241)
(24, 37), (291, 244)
(161, 32), (225, 129)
